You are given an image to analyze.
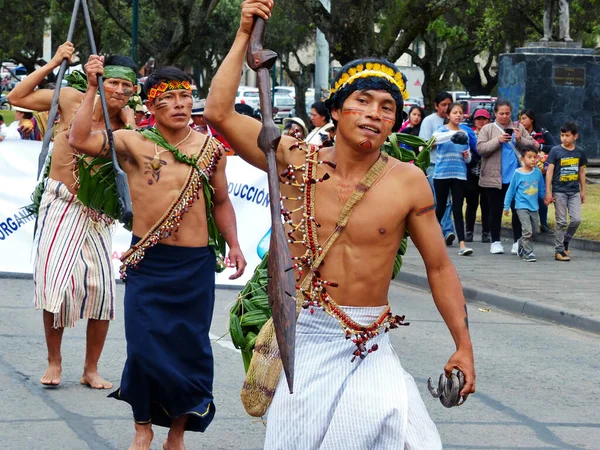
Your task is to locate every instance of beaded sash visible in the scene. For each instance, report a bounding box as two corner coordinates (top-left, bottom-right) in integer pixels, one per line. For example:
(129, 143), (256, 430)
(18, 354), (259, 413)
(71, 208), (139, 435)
(281, 142), (409, 361)
(119, 138), (221, 280)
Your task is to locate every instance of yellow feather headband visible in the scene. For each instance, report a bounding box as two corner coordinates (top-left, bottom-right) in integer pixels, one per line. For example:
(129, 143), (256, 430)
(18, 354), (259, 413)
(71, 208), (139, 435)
(329, 62), (409, 101)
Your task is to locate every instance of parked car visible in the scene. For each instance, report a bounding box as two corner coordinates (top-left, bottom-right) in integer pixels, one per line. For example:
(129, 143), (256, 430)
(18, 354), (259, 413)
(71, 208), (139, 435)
(274, 86), (295, 98)
(235, 87), (260, 109)
(273, 95), (296, 123)
(459, 96), (496, 123)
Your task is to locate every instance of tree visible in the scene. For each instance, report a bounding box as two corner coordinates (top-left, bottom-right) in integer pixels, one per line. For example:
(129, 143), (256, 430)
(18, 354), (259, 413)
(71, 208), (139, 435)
(264, 1), (316, 124)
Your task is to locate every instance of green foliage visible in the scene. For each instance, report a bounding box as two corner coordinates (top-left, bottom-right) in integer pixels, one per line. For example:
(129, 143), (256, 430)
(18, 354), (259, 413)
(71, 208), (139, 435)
(229, 254), (271, 372)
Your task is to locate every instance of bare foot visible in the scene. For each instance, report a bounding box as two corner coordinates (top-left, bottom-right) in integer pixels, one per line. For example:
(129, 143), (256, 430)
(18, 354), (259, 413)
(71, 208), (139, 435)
(129, 424), (153, 450)
(80, 370), (113, 389)
(163, 439), (186, 450)
(40, 361), (62, 386)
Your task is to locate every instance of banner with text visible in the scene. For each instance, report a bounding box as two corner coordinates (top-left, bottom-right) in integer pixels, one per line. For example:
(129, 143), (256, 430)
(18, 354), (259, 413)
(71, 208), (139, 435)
(0, 139), (270, 286)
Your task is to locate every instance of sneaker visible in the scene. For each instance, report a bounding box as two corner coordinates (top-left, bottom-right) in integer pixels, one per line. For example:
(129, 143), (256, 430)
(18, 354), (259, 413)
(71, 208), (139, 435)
(511, 242), (519, 254)
(445, 232), (456, 246)
(555, 252), (571, 262)
(465, 231), (473, 242)
(524, 253), (537, 262)
(481, 232), (491, 243)
(490, 241), (504, 254)
(458, 247), (473, 256)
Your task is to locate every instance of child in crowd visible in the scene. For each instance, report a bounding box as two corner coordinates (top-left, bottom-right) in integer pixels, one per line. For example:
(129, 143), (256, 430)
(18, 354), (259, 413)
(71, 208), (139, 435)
(503, 148), (545, 262)
(433, 102), (473, 256)
(545, 122), (587, 262)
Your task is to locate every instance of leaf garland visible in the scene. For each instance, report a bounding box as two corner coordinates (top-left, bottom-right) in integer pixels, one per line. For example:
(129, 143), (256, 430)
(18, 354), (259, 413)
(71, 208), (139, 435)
(138, 127), (227, 272)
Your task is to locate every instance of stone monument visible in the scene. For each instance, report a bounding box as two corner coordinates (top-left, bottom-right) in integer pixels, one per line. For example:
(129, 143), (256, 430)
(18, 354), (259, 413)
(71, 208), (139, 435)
(497, 7), (600, 160)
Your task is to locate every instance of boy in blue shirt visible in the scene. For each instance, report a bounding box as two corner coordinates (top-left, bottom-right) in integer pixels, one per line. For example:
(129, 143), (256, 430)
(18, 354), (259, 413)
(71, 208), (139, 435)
(504, 148), (546, 262)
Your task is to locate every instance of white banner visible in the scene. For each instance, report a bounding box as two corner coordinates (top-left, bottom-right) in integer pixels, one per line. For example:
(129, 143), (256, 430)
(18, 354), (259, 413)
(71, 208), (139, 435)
(0, 139), (270, 286)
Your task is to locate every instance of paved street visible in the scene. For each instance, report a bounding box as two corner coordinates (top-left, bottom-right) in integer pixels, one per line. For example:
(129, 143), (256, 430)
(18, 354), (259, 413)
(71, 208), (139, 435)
(1, 278), (599, 449)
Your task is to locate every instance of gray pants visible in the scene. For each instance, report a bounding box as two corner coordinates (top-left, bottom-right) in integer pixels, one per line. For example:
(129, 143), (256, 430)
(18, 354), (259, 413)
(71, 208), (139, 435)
(544, 0), (570, 40)
(554, 192), (582, 253)
(517, 209), (539, 256)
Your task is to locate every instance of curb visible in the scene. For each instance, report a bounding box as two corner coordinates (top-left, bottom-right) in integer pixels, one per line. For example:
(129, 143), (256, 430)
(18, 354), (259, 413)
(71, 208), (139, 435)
(394, 270), (600, 335)
(474, 223), (600, 253)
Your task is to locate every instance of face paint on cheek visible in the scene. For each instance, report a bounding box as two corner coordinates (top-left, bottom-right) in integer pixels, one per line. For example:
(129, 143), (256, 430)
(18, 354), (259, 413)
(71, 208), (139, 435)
(381, 115), (395, 124)
(123, 88), (133, 97)
(359, 139), (372, 150)
(342, 107), (364, 116)
(154, 98), (168, 110)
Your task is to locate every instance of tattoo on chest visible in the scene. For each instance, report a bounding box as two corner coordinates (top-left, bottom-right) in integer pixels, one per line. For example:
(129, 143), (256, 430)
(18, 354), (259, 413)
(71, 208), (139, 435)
(142, 155), (167, 184)
(416, 204), (435, 216)
(337, 182), (357, 203)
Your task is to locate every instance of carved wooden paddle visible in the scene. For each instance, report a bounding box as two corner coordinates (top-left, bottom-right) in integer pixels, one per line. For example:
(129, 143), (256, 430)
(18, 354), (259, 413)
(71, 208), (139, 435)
(247, 16), (296, 393)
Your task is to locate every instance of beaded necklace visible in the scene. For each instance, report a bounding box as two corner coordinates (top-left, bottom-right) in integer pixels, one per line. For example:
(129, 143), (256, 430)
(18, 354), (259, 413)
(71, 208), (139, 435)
(281, 141), (409, 362)
(120, 134), (225, 279)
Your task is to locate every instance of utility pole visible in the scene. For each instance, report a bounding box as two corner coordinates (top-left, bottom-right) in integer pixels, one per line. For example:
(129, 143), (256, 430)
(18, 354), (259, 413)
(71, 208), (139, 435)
(314, 0), (330, 102)
(43, 17), (52, 63)
(132, 0), (139, 63)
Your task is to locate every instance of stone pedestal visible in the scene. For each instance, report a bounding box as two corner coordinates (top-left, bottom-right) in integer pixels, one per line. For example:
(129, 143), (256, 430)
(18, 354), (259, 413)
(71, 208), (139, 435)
(498, 44), (600, 159)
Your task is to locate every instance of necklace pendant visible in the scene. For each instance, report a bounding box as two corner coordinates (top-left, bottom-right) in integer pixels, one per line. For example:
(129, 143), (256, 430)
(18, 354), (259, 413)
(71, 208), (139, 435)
(151, 156), (162, 170)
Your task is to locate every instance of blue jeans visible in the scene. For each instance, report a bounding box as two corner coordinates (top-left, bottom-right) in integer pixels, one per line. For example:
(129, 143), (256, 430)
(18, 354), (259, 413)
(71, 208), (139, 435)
(427, 165), (455, 236)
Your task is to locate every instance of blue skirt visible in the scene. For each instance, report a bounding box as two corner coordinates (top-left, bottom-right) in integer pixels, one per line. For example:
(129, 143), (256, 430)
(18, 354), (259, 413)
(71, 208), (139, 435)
(109, 236), (216, 432)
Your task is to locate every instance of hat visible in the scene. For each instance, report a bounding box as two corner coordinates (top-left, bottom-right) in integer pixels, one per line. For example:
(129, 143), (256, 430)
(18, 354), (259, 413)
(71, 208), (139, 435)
(283, 117), (308, 137)
(13, 106), (34, 113)
(473, 109), (491, 119)
(191, 99), (205, 116)
(135, 104), (148, 114)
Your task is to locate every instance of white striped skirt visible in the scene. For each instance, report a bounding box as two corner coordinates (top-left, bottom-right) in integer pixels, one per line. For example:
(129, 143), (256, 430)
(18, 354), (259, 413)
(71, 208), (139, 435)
(264, 306), (442, 450)
(33, 178), (116, 328)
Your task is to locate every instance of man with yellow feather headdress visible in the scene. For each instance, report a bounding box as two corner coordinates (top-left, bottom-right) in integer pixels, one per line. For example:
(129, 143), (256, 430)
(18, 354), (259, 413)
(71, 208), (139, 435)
(206, 1), (476, 447)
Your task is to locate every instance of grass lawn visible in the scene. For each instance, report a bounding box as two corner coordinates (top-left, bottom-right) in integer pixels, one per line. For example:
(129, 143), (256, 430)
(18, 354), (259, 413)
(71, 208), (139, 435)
(1, 110), (15, 125)
(471, 183), (600, 241)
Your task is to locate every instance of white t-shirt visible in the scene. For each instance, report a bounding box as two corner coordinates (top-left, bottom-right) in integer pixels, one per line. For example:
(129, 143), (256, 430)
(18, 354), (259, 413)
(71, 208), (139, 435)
(419, 113), (445, 163)
(306, 124), (330, 146)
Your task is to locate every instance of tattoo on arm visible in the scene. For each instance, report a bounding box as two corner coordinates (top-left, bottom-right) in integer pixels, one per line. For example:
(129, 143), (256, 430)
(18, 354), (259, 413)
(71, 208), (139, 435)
(98, 131), (110, 158)
(416, 204), (435, 216)
(464, 304), (469, 329)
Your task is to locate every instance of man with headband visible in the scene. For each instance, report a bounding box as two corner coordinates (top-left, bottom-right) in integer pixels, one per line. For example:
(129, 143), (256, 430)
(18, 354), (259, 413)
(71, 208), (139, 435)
(8, 43), (137, 389)
(69, 58), (246, 449)
(206, 1), (475, 448)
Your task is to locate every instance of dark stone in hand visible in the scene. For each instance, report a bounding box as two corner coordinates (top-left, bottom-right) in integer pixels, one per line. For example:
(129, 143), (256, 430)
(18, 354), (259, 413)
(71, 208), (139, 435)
(451, 131), (468, 145)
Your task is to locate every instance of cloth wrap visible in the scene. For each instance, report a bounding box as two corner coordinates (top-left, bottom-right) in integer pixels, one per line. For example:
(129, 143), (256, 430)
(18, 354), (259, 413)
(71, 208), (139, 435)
(33, 178), (115, 328)
(264, 306), (442, 450)
(109, 236), (217, 432)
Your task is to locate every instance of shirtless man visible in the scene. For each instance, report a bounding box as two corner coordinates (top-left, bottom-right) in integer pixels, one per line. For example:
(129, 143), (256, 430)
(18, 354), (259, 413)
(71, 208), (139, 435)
(205, 1), (476, 448)
(69, 59), (246, 450)
(8, 42), (137, 389)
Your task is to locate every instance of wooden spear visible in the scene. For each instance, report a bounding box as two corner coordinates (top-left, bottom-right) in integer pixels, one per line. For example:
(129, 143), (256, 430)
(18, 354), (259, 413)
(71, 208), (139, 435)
(247, 17), (296, 393)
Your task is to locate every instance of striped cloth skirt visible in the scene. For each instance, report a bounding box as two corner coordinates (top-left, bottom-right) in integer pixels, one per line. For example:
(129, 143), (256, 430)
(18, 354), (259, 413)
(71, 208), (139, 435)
(33, 178), (115, 328)
(264, 306), (442, 450)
